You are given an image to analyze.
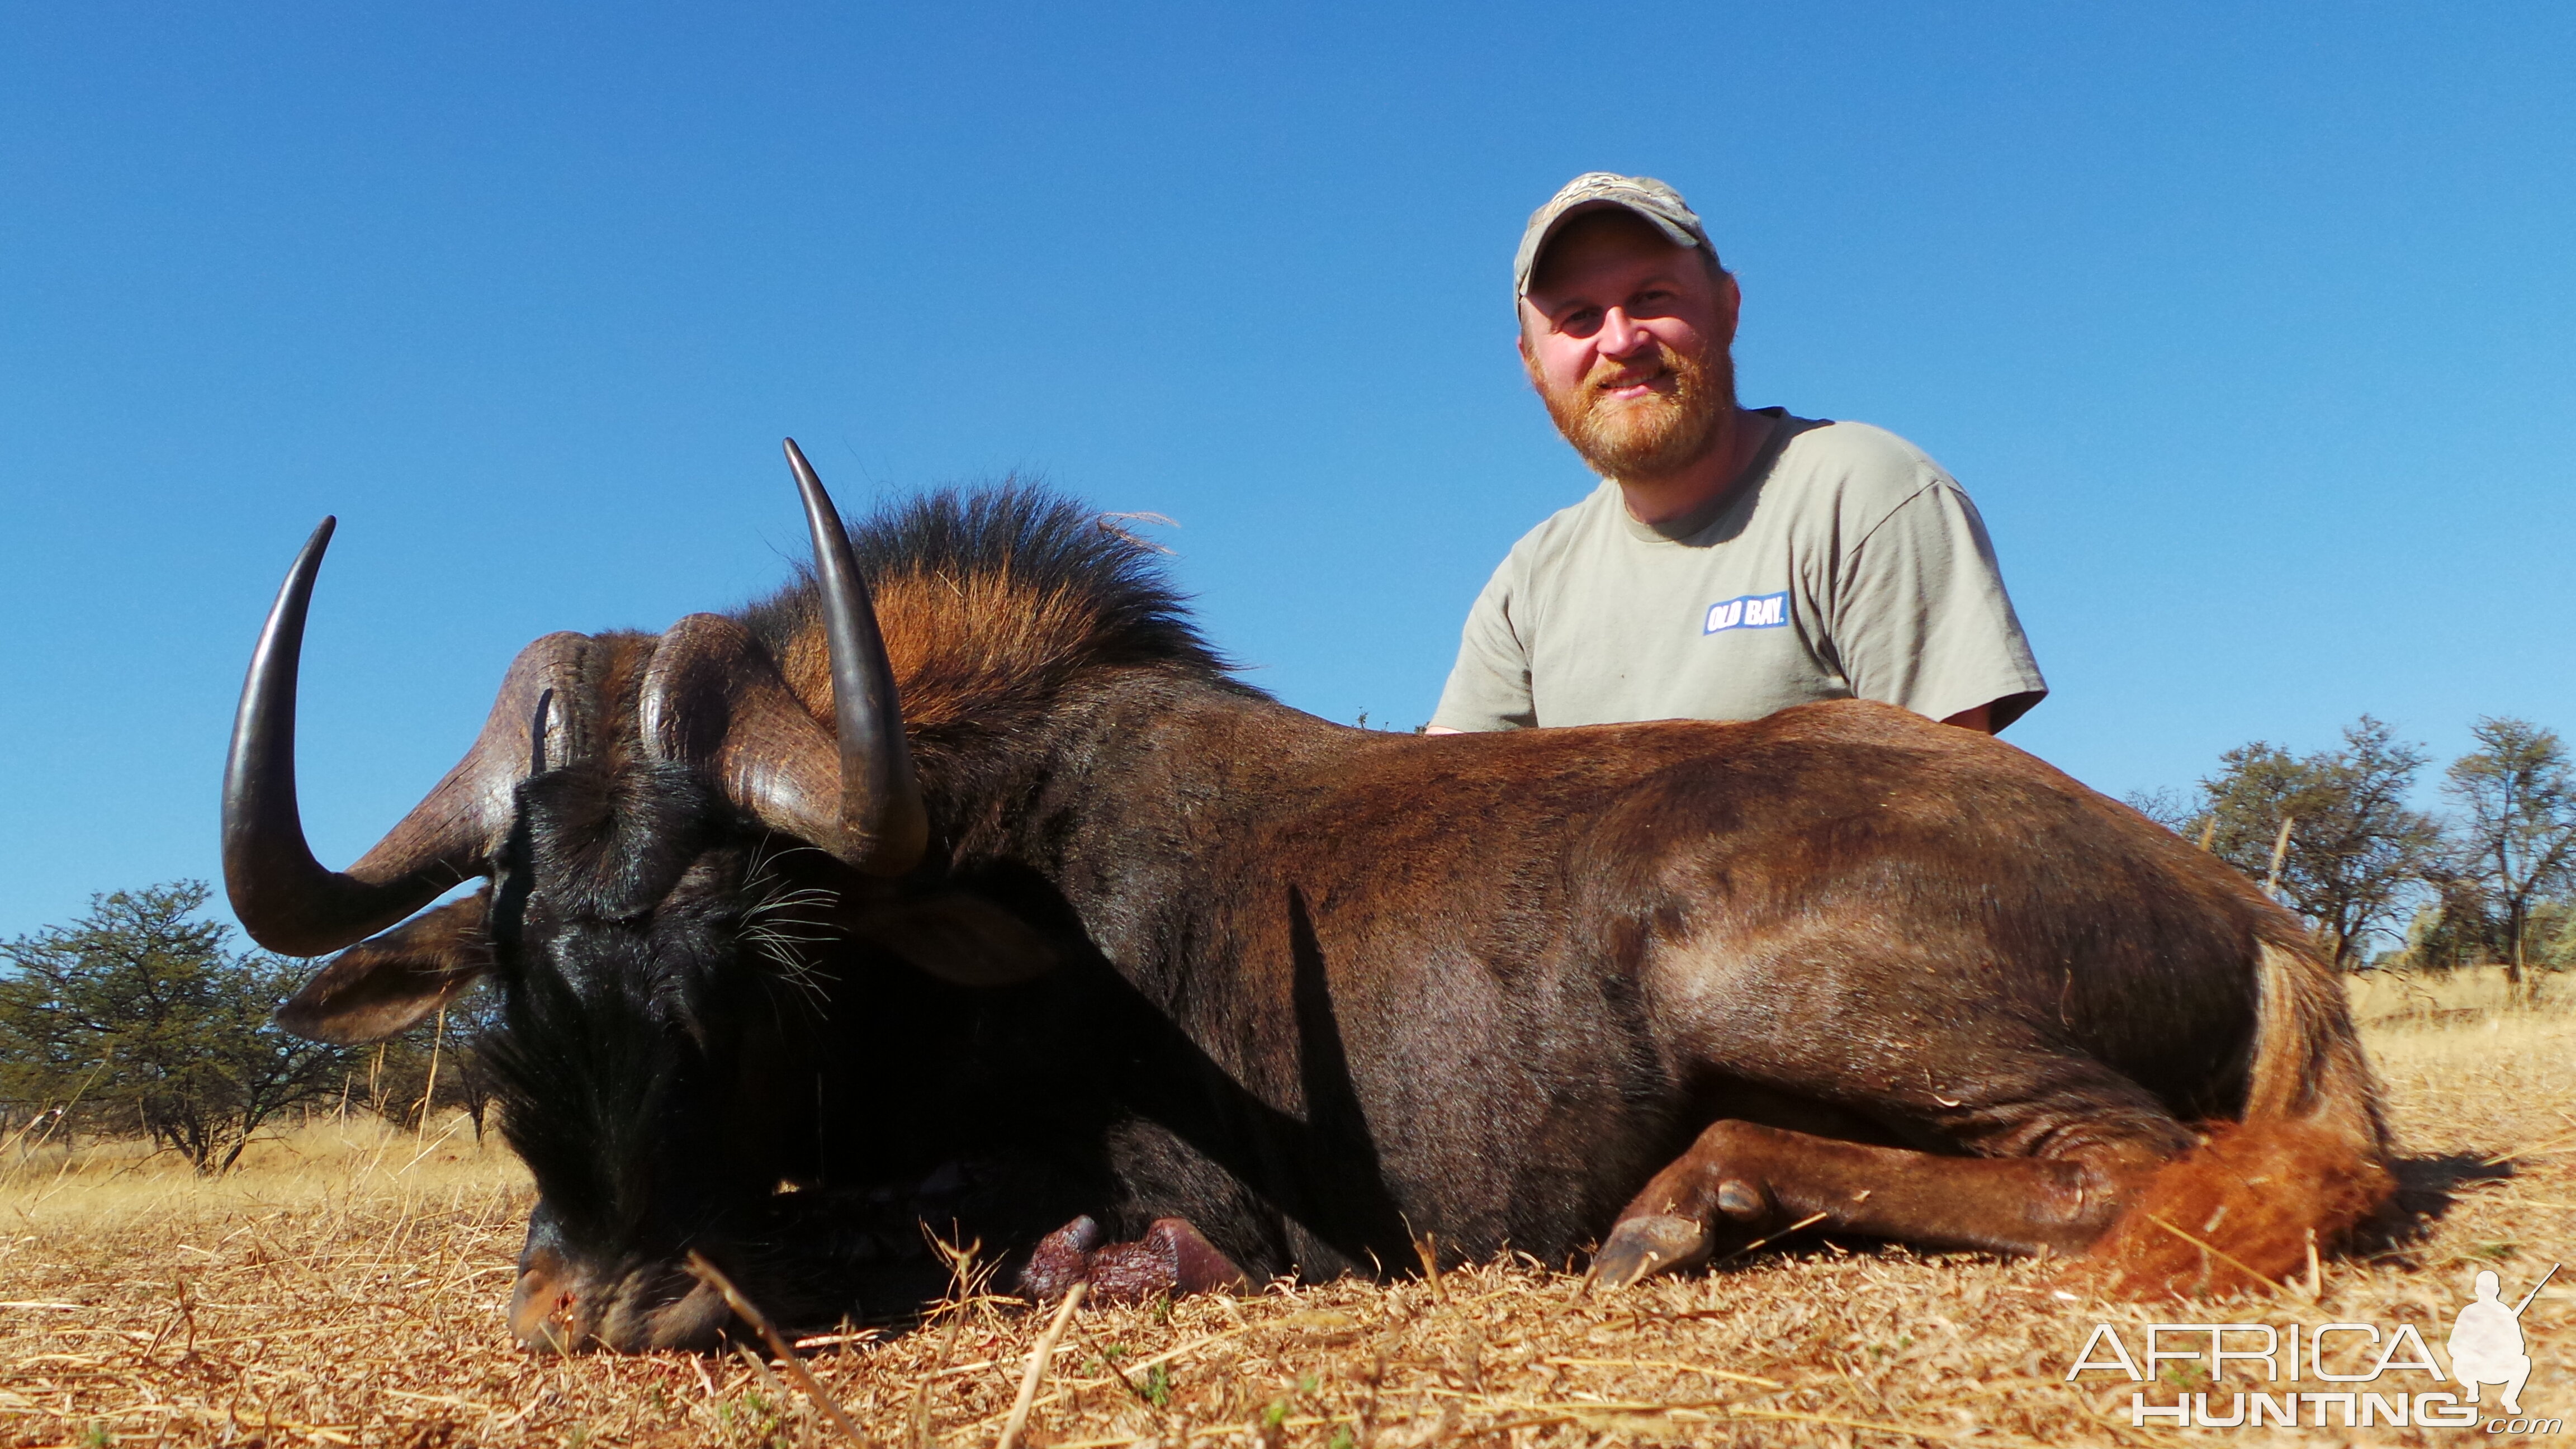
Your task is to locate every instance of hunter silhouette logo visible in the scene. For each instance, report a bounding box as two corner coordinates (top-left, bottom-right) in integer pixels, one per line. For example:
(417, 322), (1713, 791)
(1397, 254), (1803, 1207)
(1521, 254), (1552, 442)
(2066, 1264), (2561, 1432)
(2451, 1265), (2554, 1416)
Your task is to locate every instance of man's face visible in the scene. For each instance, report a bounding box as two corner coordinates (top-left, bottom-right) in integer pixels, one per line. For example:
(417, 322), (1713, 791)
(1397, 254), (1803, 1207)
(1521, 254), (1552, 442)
(1518, 210), (1740, 481)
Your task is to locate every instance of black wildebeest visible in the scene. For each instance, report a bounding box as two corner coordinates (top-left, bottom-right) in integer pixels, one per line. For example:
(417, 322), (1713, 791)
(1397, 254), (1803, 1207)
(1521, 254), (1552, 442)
(226, 443), (2392, 1352)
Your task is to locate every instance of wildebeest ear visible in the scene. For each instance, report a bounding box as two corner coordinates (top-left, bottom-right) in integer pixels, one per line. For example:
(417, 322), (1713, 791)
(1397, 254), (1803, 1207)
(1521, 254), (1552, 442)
(276, 889), (494, 1045)
(866, 893), (1060, 987)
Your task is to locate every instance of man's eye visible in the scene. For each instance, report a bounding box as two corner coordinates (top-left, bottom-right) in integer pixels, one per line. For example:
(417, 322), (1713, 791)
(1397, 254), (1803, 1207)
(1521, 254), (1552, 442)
(1557, 310), (1603, 338)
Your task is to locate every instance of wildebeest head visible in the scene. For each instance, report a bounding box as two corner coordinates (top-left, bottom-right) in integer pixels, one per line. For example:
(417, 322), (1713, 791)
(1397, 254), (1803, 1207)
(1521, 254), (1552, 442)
(223, 444), (1064, 1351)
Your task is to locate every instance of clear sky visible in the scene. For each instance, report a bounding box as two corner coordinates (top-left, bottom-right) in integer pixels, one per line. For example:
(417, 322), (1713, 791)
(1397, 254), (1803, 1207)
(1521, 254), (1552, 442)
(3, 3), (2570, 943)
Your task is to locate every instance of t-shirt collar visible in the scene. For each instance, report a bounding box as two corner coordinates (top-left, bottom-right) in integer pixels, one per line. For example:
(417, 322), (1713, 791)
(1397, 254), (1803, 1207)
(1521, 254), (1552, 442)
(1616, 406), (1797, 543)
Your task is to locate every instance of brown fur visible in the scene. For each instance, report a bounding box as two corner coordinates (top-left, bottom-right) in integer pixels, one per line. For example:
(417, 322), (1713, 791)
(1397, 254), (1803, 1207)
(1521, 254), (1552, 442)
(778, 570), (1141, 736)
(774, 533), (2403, 1302)
(2081, 937), (2394, 1297)
(2082, 1122), (2393, 1297)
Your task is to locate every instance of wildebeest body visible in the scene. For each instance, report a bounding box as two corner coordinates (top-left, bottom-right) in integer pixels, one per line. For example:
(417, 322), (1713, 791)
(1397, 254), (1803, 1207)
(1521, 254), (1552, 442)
(232, 471), (2388, 1352)
(910, 679), (2267, 1276)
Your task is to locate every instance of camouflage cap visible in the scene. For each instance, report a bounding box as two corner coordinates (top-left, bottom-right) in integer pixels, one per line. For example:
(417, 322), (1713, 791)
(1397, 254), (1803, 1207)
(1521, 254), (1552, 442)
(1513, 172), (1714, 300)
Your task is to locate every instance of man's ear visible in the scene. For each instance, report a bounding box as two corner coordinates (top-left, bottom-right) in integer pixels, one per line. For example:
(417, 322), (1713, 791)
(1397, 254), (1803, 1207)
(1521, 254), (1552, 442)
(866, 893), (1059, 988)
(276, 889), (494, 1045)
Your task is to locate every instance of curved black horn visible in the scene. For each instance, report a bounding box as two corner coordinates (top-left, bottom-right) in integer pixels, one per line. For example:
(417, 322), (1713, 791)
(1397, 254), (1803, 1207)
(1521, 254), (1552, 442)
(222, 519), (447, 953)
(785, 438), (927, 875)
(223, 520), (588, 955)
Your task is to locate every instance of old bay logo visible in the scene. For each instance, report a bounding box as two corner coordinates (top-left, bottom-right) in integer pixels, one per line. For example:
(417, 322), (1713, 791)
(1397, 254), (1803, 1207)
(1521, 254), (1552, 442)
(2064, 1266), (2560, 1433)
(1704, 591), (1789, 635)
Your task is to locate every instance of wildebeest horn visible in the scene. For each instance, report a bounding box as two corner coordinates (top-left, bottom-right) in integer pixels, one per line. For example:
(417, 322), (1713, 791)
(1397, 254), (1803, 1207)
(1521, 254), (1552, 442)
(785, 439), (927, 873)
(635, 442), (926, 875)
(222, 517), (593, 956)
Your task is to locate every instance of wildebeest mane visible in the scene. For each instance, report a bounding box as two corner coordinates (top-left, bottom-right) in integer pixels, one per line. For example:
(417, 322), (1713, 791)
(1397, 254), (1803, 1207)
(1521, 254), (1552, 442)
(738, 482), (1242, 742)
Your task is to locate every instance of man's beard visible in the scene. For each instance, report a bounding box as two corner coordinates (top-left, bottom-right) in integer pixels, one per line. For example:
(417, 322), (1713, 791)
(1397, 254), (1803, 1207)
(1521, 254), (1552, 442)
(1535, 339), (1736, 481)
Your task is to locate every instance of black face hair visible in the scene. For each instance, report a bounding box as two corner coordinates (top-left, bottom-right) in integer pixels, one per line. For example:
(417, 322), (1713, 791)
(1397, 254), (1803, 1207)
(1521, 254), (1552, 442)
(477, 485), (1237, 1291)
(485, 763), (756, 1250)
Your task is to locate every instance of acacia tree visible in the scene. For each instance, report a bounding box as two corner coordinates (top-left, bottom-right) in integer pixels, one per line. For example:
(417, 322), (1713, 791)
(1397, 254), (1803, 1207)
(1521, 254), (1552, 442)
(2397, 874), (2503, 974)
(2179, 717), (2441, 968)
(0, 882), (345, 1172)
(2440, 717), (2576, 997)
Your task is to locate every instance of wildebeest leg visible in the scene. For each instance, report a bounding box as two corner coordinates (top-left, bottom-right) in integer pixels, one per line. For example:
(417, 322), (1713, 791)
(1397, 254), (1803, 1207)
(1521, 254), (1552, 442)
(1017, 1214), (1253, 1304)
(1588, 1120), (2169, 1290)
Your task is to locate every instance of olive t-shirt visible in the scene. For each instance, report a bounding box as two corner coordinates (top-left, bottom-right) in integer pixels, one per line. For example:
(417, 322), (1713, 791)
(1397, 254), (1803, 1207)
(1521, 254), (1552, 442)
(1431, 410), (2047, 732)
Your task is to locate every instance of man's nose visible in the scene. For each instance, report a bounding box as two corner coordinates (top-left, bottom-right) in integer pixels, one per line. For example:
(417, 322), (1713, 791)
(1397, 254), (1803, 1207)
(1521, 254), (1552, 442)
(1597, 307), (1652, 356)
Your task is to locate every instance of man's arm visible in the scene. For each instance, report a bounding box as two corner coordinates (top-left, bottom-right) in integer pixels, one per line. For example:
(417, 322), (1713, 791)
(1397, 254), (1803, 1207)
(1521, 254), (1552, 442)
(1941, 703), (1996, 734)
(1427, 561), (1538, 733)
(1834, 481), (2047, 732)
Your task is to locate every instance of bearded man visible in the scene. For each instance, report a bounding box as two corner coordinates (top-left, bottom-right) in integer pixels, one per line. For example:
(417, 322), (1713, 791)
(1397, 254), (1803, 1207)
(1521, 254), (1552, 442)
(1428, 173), (2047, 736)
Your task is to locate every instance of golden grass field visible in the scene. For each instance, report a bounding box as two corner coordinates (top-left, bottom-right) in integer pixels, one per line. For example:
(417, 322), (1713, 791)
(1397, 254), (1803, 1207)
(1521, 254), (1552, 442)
(4, 968), (2570, 1447)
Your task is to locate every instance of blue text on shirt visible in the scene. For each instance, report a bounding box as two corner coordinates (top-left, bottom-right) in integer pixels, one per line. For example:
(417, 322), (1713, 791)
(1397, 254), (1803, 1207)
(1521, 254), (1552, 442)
(1705, 591), (1790, 634)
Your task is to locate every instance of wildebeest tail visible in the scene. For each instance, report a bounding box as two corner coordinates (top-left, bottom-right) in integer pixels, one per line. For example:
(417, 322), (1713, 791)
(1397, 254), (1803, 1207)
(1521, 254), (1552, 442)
(2083, 933), (2394, 1298)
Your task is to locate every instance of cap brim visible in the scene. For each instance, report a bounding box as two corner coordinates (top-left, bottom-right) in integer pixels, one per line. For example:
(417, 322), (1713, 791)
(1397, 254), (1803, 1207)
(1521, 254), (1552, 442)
(1515, 199), (1704, 298)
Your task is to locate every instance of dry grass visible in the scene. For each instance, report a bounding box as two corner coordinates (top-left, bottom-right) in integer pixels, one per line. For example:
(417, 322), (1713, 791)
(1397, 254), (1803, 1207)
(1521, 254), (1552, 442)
(4, 970), (2571, 1447)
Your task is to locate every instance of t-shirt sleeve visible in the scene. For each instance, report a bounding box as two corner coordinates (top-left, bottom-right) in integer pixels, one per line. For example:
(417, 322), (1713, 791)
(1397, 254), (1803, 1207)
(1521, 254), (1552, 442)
(1429, 558), (1538, 731)
(1832, 482), (2049, 729)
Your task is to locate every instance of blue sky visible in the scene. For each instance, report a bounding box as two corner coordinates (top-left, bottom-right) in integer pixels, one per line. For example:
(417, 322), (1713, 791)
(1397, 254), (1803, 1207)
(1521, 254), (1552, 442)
(3, 3), (2570, 943)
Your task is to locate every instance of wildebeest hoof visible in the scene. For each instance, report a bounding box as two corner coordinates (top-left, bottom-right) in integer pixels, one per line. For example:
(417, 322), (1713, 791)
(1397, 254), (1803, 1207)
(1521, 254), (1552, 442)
(1715, 1178), (1767, 1221)
(1148, 1217), (1253, 1296)
(1586, 1214), (1711, 1291)
(1016, 1215), (1103, 1302)
(1014, 1214), (1250, 1305)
